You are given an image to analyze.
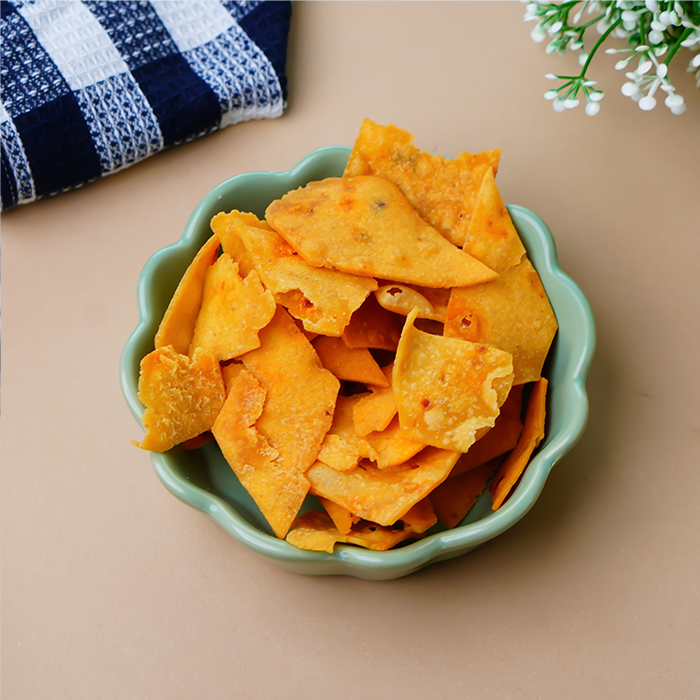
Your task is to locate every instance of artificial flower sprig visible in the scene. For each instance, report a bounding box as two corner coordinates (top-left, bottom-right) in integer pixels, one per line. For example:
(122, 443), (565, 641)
(523, 0), (700, 115)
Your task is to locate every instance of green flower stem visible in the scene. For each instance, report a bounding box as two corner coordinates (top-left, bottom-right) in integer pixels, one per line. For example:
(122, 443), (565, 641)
(580, 17), (622, 76)
(665, 27), (694, 65)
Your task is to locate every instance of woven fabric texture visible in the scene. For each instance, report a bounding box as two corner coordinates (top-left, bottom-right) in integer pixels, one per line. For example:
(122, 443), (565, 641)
(0, 0), (291, 211)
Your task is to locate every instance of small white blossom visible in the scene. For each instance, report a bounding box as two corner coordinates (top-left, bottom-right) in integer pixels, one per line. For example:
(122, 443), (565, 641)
(649, 29), (665, 44)
(638, 94), (656, 110)
(544, 89), (559, 100)
(656, 63), (668, 78)
(531, 25), (546, 43)
(553, 98), (566, 112)
(585, 101), (601, 115)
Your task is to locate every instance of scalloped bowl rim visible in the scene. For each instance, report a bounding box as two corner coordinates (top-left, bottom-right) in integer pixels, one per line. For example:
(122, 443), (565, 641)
(120, 145), (596, 580)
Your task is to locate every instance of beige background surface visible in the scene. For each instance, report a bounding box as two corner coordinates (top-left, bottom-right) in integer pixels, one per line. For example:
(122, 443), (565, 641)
(3, 2), (700, 698)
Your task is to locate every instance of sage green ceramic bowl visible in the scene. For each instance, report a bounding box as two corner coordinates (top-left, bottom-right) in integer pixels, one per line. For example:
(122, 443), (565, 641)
(120, 146), (595, 580)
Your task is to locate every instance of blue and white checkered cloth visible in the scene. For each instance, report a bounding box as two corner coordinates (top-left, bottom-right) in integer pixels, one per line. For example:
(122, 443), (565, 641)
(0, 0), (291, 211)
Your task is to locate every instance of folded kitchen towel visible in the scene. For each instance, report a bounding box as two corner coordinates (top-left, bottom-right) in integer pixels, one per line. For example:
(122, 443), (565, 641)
(0, 0), (292, 211)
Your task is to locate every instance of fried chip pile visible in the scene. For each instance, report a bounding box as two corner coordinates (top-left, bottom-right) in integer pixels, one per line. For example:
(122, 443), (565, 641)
(133, 119), (558, 549)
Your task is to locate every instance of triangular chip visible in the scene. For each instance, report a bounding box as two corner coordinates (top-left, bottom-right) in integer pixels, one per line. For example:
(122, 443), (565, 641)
(430, 461), (498, 528)
(462, 167), (526, 273)
(444, 257), (558, 385)
(449, 384), (524, 478)
(286, 510), (418, 553)
(212, 210), (377, 336)
(134, 345), (225, 453)
(343, 118), (501, 247)
(400, 498), (437, 534)
(362, 415), (426, 469)
(212, 369), (309, 538)
(189, 254), (276, 361)
(394, 309), (514, 452)
(318, 497), (359, 535)
(316, 395), (377, 472)
(374, 284), (445, 322)
(154, 234), (220, 355)
(306, 446), (460, 526)
(341, 294), (404, 351)
(265, 176), (497, 288)
(312, 335), (389, 387)
(352, 366), (398, 436)
(490, 378), (548, 510)
(240, 306), (340, 474)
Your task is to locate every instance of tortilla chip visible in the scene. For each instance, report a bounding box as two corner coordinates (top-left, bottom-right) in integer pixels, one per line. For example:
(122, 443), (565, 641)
(307, 446), (460, 526)
(343, 118), (501, 247)
(444, 257), (558, 385)
(317, 395), (377, 472)
(240, 306), (340, 474)
(462, 167), (526, 273)
(449, 384), (524, 478)
(430, 461), (498, 528)
(286, 510), (418, 552)
(489, 378), (548, 510)
(400, 498), (437, 534)
(374, 284), (446, 322)
(189, 254), (276, 361)
(135, 346), (225, 453)
(393, 309), (514, 452)
(212, 210), (377, 336)
(265, 176), (497, 288)
(362, 415), (426, 469)
(352, 366), (397, 436)
(220, 360), (245, 395)
(181, 432), (214, 450)
(319, 497), (359, 535)
(312, 335), (389, 387)
(154, 234), (220, 355)
(341, 294), (404, 351)
(212, 368), (310, 538)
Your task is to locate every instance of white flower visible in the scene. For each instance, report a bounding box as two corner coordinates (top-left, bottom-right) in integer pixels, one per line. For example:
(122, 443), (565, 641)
(531, 25), (546, 43)
(544, 90), (559, 100)
(649, 30), (665, 45)
(637, 60), (653, 75)
(564, 98), (580, 109)
(553, 98), (566, 112)
(656, 63), (668, 78)
(579, 52), (589, 66)
(645, 0), (660, 12)
(639, 95), (656, 110)
(621, 81), (640, 97)
(585, 101), (601, 115)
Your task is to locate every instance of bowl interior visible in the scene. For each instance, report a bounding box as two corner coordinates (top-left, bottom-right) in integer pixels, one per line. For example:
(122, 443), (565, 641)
(120, 146), (595, 579)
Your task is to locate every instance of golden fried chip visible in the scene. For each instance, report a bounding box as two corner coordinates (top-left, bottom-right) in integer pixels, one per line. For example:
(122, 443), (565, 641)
(155, 234), (220, 355)
(189, 253), (276, 361)
(319, 497), (359, 535)
(212, 368), (310, 538)
(135, 346), (225, 453)
(374, 284), (446, 322)
(344, 118), (501, 247)
(265, 176), (497, 288)
(341, 294), (404, 351)
(212, 210), (377, 336)
(430, 461), (497, 528)
(400, 498), (437, 534)
(241, 306), (340, 474)
(286, 510), (418, 552)
(490, 378), (548, 510)
(307, 446), (460, 526)
(444, 257), (558, 385)
(362, 415), (426, 469)
(220, 360), (244, 395)
(462, 167), (526, 273)
(317, 395), (377, 472)
(352, 366), (397, 436)
(312, 335), (389, 387)
(394, 309), (514, 452)
(449, 385), (524, 478)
